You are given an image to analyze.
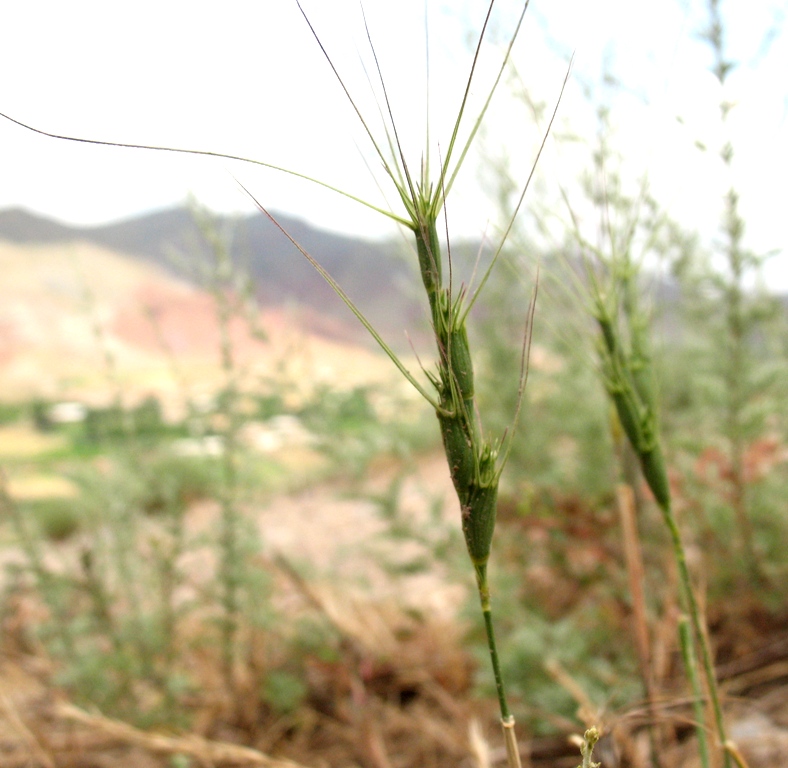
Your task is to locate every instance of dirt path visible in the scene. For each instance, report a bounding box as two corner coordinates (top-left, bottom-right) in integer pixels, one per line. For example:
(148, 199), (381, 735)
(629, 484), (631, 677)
(184, 452), (469, 622)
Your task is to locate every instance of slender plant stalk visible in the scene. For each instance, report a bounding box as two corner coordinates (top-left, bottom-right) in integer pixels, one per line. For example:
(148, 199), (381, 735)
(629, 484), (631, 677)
(476, 563), (522, 767)
(724, 741), (752, 768)
(216, 261), (242, 696)
(76, 265), (158, 681)
(703, 0), (763, 583)
(661, 497), (729, 765)
(155, 511), (186, 720)
(193, 209), (247, 697)
(476, 565), (510, 720)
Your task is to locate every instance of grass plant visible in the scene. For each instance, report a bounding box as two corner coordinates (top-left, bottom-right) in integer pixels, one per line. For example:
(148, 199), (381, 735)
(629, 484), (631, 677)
(192, 207), (248, 697)
(239, 4), (564, 762)
(704, 0), (760, 578)
(563, 160), (732, 768)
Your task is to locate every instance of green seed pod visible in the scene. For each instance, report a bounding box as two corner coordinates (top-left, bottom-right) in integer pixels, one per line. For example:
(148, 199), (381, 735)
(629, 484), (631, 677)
(630, 353), (656, 415)
(433, 288), (452, 352)
(608, 370), (670, 510)
(415, 219), (442, 307)
(459, 443), (499, 565)
(629, 317), (658, 412)
(461, 478), (499, 566)
(448, 320), (475, 403)
(434, 290), (476, 438)
(607, 379), (644, 454)
(596, 310), (618, 358)
(640, 444), (671, 511)
(622, 275), (658, 412)
(438, 410), (475, 502)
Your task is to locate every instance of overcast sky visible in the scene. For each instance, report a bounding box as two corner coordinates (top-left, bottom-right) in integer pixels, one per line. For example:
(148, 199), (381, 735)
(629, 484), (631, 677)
(1, 0), (786, 286)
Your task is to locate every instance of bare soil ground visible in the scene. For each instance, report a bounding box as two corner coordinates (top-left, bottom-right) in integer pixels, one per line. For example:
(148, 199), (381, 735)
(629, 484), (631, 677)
(1, 452), (787, 767)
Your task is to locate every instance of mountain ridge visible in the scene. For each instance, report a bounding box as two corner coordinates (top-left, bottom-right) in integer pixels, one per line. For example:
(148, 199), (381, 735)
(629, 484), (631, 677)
(0, 206), (426, 343)
(0, 232), (400, 404)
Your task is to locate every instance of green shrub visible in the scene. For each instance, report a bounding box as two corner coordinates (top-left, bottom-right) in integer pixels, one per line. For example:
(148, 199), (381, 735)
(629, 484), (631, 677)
(262, 669), (309, 715)
(24, 497), (83, 541)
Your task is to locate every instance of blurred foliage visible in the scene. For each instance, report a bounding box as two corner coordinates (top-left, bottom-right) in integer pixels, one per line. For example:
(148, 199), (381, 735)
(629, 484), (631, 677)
(298, 383), (436, 476)
(22, 497), (84, 542)
(0, 359), (431, 730)
(474, 261), (614, 502)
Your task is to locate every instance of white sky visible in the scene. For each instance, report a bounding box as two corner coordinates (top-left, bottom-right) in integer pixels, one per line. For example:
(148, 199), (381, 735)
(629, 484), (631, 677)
(1, 0), (786, 287)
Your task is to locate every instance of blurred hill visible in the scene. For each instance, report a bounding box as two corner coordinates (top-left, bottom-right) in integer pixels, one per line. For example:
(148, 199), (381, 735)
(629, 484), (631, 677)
(0, 206), (428, 344)
(0, 219), (404, 405)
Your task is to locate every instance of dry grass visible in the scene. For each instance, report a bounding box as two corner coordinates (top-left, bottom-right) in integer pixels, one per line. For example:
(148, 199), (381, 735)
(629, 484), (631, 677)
(0, 426), (66, 461)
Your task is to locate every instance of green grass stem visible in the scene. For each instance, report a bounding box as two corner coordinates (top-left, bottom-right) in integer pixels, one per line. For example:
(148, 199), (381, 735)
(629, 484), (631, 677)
(475, 563), (511, 721)
(594, 278), (731, 768)
(666, 506), (729, 767)
(679, 615), (710, 768)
